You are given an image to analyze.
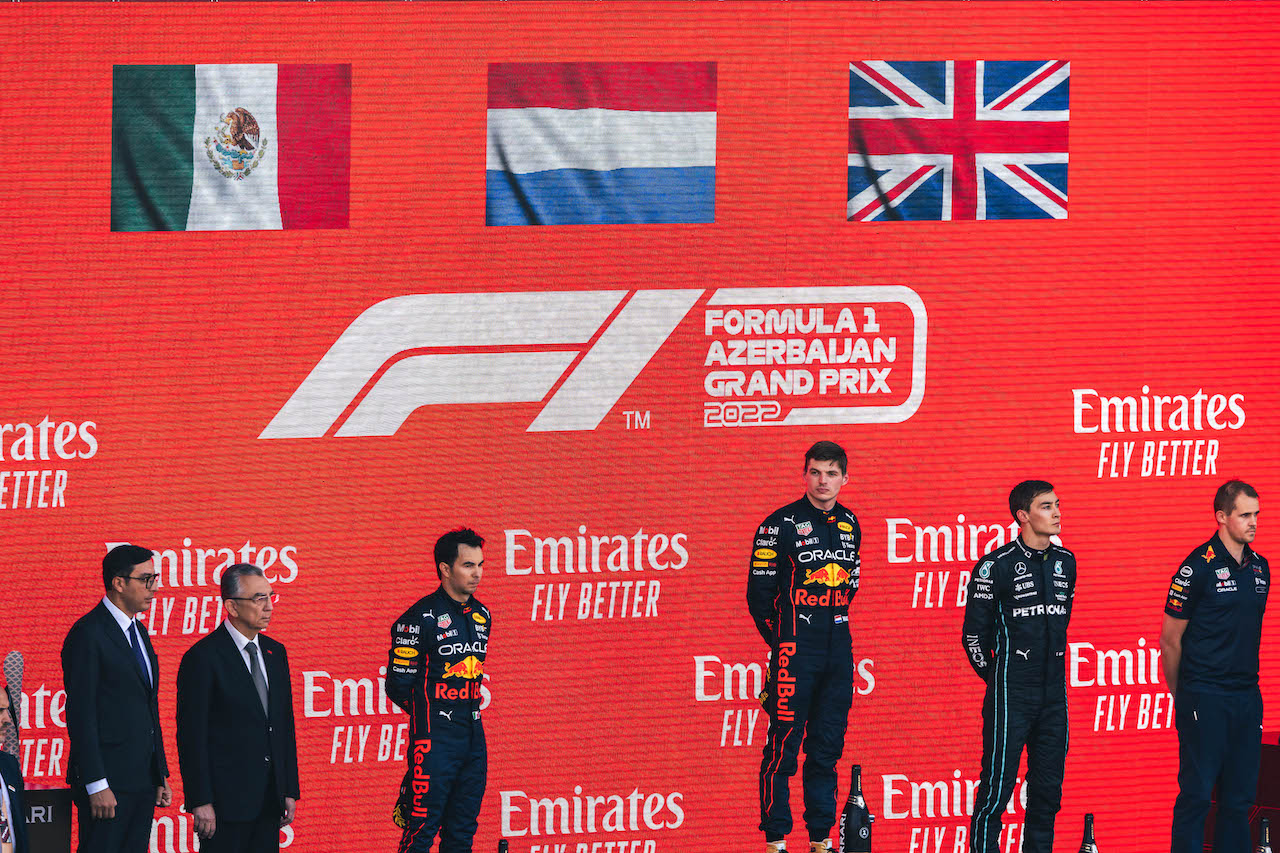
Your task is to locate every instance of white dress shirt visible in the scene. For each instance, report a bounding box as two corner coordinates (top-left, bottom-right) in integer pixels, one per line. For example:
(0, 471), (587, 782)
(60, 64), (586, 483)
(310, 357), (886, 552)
(0, 772), (14, 851)
(224, 619), (269, 688)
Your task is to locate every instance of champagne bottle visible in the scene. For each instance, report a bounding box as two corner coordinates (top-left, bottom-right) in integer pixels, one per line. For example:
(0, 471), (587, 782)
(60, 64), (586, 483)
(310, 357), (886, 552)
(1257, 816), (1273, 853)
(499, 842), (509, 853)
(1078, 813), (1098, 853)
(837, 763), (873, 853)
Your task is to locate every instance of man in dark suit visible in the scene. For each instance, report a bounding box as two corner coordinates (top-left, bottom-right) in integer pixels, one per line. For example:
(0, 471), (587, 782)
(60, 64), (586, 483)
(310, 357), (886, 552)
(176, 563), (300, 853)
(0, 683), (29, 853)
(62, 543), (171, 853)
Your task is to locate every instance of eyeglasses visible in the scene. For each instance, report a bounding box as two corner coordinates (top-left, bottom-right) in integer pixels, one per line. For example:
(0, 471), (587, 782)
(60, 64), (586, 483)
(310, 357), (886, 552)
(225, 593), (280, 606)
(126, 573), (159, 590)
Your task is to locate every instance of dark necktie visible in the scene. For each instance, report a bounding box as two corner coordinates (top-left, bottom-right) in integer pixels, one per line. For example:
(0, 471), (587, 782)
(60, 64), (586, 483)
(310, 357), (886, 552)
(246, 642), (269, 713)
(128, 622), (151, 688)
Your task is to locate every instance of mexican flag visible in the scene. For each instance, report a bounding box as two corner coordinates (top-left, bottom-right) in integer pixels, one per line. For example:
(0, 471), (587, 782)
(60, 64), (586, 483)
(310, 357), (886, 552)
(111, 64), (350, 231)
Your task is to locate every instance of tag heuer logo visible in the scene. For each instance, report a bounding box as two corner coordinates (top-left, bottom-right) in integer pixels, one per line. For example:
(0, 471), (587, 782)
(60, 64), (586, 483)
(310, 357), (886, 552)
(795, 521), (813, 536)
(204, 107), (268, 180)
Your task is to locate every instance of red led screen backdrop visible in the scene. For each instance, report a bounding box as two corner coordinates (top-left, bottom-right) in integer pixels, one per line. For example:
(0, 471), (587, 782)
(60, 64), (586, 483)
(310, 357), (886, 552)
(2, 3), (1280, 851)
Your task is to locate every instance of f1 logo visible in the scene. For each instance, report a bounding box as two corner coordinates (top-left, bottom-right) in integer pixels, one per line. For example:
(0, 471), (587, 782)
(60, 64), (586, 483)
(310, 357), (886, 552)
(260, 290), (700, 437)
(260, 286), (926, 437)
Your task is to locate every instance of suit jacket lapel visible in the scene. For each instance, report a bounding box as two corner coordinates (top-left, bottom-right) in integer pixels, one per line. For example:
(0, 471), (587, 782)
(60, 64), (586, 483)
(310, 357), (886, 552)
(214, 624), (268, 720)
(96, 602), (151, 692)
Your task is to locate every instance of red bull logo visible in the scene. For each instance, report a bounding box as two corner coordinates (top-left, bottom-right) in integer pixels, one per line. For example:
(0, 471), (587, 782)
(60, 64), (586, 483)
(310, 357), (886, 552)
(442, 655), (484, 679)
(792, 587), (850, 608)
(804, 562), (851, 588)
(774, 642), (797, 722)
(435, 680), (484, 701)
(411, 739), (431, 816)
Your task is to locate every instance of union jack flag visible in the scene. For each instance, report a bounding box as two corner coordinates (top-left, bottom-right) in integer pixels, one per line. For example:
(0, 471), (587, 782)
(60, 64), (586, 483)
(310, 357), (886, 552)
(848, 60), (1069, 221)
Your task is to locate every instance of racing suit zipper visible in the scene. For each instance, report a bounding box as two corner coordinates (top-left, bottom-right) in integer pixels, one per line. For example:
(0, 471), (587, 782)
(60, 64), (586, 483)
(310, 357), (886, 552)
(1037, 552), (1051, 698)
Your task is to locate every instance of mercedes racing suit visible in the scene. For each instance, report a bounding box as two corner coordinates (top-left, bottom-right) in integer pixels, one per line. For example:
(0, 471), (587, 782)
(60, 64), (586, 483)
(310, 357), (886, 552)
(747, 496), (861, 840)
(387, 588), (491, 853)
(961, 537), (1076, 853)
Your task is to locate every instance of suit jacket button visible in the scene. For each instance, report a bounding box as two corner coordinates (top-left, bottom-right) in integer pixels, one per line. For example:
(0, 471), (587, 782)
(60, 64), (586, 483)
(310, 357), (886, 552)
(268, 726), (273, 732)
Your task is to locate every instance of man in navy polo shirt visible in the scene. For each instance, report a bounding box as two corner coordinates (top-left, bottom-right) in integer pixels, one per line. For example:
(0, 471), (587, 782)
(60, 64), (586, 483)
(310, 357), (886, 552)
(1162, 479), (1268, 852)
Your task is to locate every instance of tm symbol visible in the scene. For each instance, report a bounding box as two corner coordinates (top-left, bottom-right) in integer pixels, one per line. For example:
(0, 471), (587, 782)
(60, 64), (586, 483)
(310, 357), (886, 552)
(625, 411), (651, 430)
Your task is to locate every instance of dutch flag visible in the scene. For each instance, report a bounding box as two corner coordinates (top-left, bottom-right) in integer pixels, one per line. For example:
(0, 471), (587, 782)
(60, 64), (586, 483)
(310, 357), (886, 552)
(486, 62), (717, 226)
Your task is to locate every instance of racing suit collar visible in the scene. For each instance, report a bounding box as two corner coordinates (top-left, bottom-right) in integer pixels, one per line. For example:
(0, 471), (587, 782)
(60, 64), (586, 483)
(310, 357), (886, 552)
(800, 495), (841, 519)
(1209, 532), (1252, 571)
(1014, 535), (1049, 559)
(435, 585), (471, 611)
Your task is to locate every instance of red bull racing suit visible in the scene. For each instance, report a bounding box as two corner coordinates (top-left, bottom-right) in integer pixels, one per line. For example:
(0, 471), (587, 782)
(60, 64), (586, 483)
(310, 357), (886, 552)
(747, 496), (861, 841)
(961, 537), (1076, 853)
(387, 588), (491, 853)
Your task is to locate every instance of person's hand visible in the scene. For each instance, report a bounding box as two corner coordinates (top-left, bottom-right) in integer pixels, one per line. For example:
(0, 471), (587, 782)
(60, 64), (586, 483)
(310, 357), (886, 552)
(281, 796), (297, 827)
(156, 779), (172, 807)
(192, 804), (217, 839)
(89, 788), (117, 820)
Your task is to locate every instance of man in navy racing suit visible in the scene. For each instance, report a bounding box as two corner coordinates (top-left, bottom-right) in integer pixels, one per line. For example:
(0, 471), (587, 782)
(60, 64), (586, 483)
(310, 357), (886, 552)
(961, 480), (1076, 853)
(747, 441), (861, 853)
(387, 528), (491, 853)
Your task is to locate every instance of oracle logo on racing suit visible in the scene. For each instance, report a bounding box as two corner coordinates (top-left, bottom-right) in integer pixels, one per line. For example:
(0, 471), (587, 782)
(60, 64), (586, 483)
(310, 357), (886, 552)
(796, 548), (858, 563)
(438, 641), (487, 656)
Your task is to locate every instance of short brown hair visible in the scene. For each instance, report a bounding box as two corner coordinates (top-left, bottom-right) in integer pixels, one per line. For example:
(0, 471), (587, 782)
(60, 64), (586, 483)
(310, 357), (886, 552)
(1214, 480), (1258, 516)
(804, 441), (847, 475)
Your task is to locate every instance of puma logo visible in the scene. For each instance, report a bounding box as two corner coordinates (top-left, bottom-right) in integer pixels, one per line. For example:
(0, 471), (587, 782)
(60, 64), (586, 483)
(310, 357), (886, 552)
(798, 613), (813, 624)
(1015, 648), (1031, 660)
(438, 710), (453, 721)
